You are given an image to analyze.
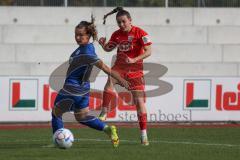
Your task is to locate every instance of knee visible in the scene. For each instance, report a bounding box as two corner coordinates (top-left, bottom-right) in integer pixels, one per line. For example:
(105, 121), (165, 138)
(133, 97), (145, 107)
(104, 78), (115, 90)
(52, 107), (63, 118)
(74, 110), (88, 122)
(104, 83), (113, 91)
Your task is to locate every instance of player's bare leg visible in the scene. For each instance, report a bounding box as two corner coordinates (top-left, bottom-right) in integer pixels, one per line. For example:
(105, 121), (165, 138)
(131, 90), (149, 146)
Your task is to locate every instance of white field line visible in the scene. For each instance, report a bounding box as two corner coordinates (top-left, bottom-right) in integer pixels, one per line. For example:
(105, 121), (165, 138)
(1, 138), (240, 148)
(75, 138), (240, 148)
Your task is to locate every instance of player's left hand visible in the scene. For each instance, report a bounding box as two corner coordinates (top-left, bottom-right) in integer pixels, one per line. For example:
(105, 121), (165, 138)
(126, 57), (137, 64)
(98, 37), (106, 47)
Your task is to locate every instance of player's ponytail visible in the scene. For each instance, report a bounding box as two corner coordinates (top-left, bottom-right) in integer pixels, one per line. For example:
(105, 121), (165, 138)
(76, 15), (98, 41)
(103, 7), (131, 25)
(87, 14), (98, 41)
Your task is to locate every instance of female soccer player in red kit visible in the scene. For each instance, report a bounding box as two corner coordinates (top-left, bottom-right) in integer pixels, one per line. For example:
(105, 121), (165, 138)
(98, 7), (152, 146)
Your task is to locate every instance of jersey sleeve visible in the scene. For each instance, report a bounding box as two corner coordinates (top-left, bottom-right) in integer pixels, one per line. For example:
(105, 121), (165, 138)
(87, 44), (100, 65)
(139, 29), (152, 46)
(109, 31), (118, 44)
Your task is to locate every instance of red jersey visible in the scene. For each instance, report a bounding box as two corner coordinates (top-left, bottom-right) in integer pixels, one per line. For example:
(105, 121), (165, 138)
(109, 26), (152, 71)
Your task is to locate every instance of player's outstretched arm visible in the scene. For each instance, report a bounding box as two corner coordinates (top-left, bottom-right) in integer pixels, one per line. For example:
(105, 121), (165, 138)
(98, 37), (117, 52)
(126, 45), (152, 63)
(95, 60), (129, 89)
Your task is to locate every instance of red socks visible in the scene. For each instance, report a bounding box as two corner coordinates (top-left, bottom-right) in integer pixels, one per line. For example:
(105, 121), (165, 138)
(138, 113), (147, 131)
(102, 89), (116, 112)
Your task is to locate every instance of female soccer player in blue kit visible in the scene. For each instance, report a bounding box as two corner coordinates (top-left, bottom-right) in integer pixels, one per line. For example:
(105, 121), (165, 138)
(51, 17), (129, 148)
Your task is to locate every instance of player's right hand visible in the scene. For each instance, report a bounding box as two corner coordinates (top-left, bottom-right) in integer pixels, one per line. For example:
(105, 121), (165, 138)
(99, 37), (106, 47)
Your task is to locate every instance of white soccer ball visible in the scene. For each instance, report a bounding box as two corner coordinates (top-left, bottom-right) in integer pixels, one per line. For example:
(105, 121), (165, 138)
(53, 128), (74, 149)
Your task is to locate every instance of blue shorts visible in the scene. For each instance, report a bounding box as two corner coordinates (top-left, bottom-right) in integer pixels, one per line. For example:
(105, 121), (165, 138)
(54, 89), (89, 111)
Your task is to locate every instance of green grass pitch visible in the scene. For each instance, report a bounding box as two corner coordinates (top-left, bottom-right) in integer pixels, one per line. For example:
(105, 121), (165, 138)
(0, 126), (240, 160)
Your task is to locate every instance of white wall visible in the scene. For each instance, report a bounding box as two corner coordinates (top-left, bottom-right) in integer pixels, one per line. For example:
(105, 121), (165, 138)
(0, 7), (240, 76)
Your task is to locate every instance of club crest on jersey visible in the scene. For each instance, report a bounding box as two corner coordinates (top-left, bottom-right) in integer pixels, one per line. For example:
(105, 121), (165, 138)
(128, 36), (134, 42)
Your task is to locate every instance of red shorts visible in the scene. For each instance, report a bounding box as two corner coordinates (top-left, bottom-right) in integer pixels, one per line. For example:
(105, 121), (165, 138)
(112, 65), (145, 91)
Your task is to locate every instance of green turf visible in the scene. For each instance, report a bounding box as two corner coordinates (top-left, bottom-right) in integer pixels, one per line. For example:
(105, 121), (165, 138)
(0, 127), (239, 160)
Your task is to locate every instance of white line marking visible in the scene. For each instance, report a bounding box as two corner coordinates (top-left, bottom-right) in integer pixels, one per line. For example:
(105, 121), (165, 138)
(75, 138), (240, 148)
(1, 138), (240, 148)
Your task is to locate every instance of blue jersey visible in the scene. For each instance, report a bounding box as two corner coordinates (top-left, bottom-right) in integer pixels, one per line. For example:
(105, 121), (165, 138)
(62, 43), (100, 95)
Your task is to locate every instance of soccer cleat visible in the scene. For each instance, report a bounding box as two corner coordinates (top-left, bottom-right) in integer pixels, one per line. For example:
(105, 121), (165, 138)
(141, 135), (149, 146)
(104, 125), (119, 148)
(98, 111), (107, 121)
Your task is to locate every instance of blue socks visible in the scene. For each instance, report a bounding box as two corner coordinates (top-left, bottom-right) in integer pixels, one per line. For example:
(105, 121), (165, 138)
(51, 112), (64, 133)
(51, 112), (106, 133)
(79, 115), (106, 131)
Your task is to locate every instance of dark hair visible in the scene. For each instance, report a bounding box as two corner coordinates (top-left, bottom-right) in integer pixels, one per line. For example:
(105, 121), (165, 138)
(103, 7), (131, 25)
(76, 15), (98, 41)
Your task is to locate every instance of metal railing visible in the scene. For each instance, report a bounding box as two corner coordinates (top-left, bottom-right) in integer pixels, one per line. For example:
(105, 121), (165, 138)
(0, 0), (240, 7)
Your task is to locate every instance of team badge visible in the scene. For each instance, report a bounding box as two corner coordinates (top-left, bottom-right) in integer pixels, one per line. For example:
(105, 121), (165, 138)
(128, 36), (134, 42)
